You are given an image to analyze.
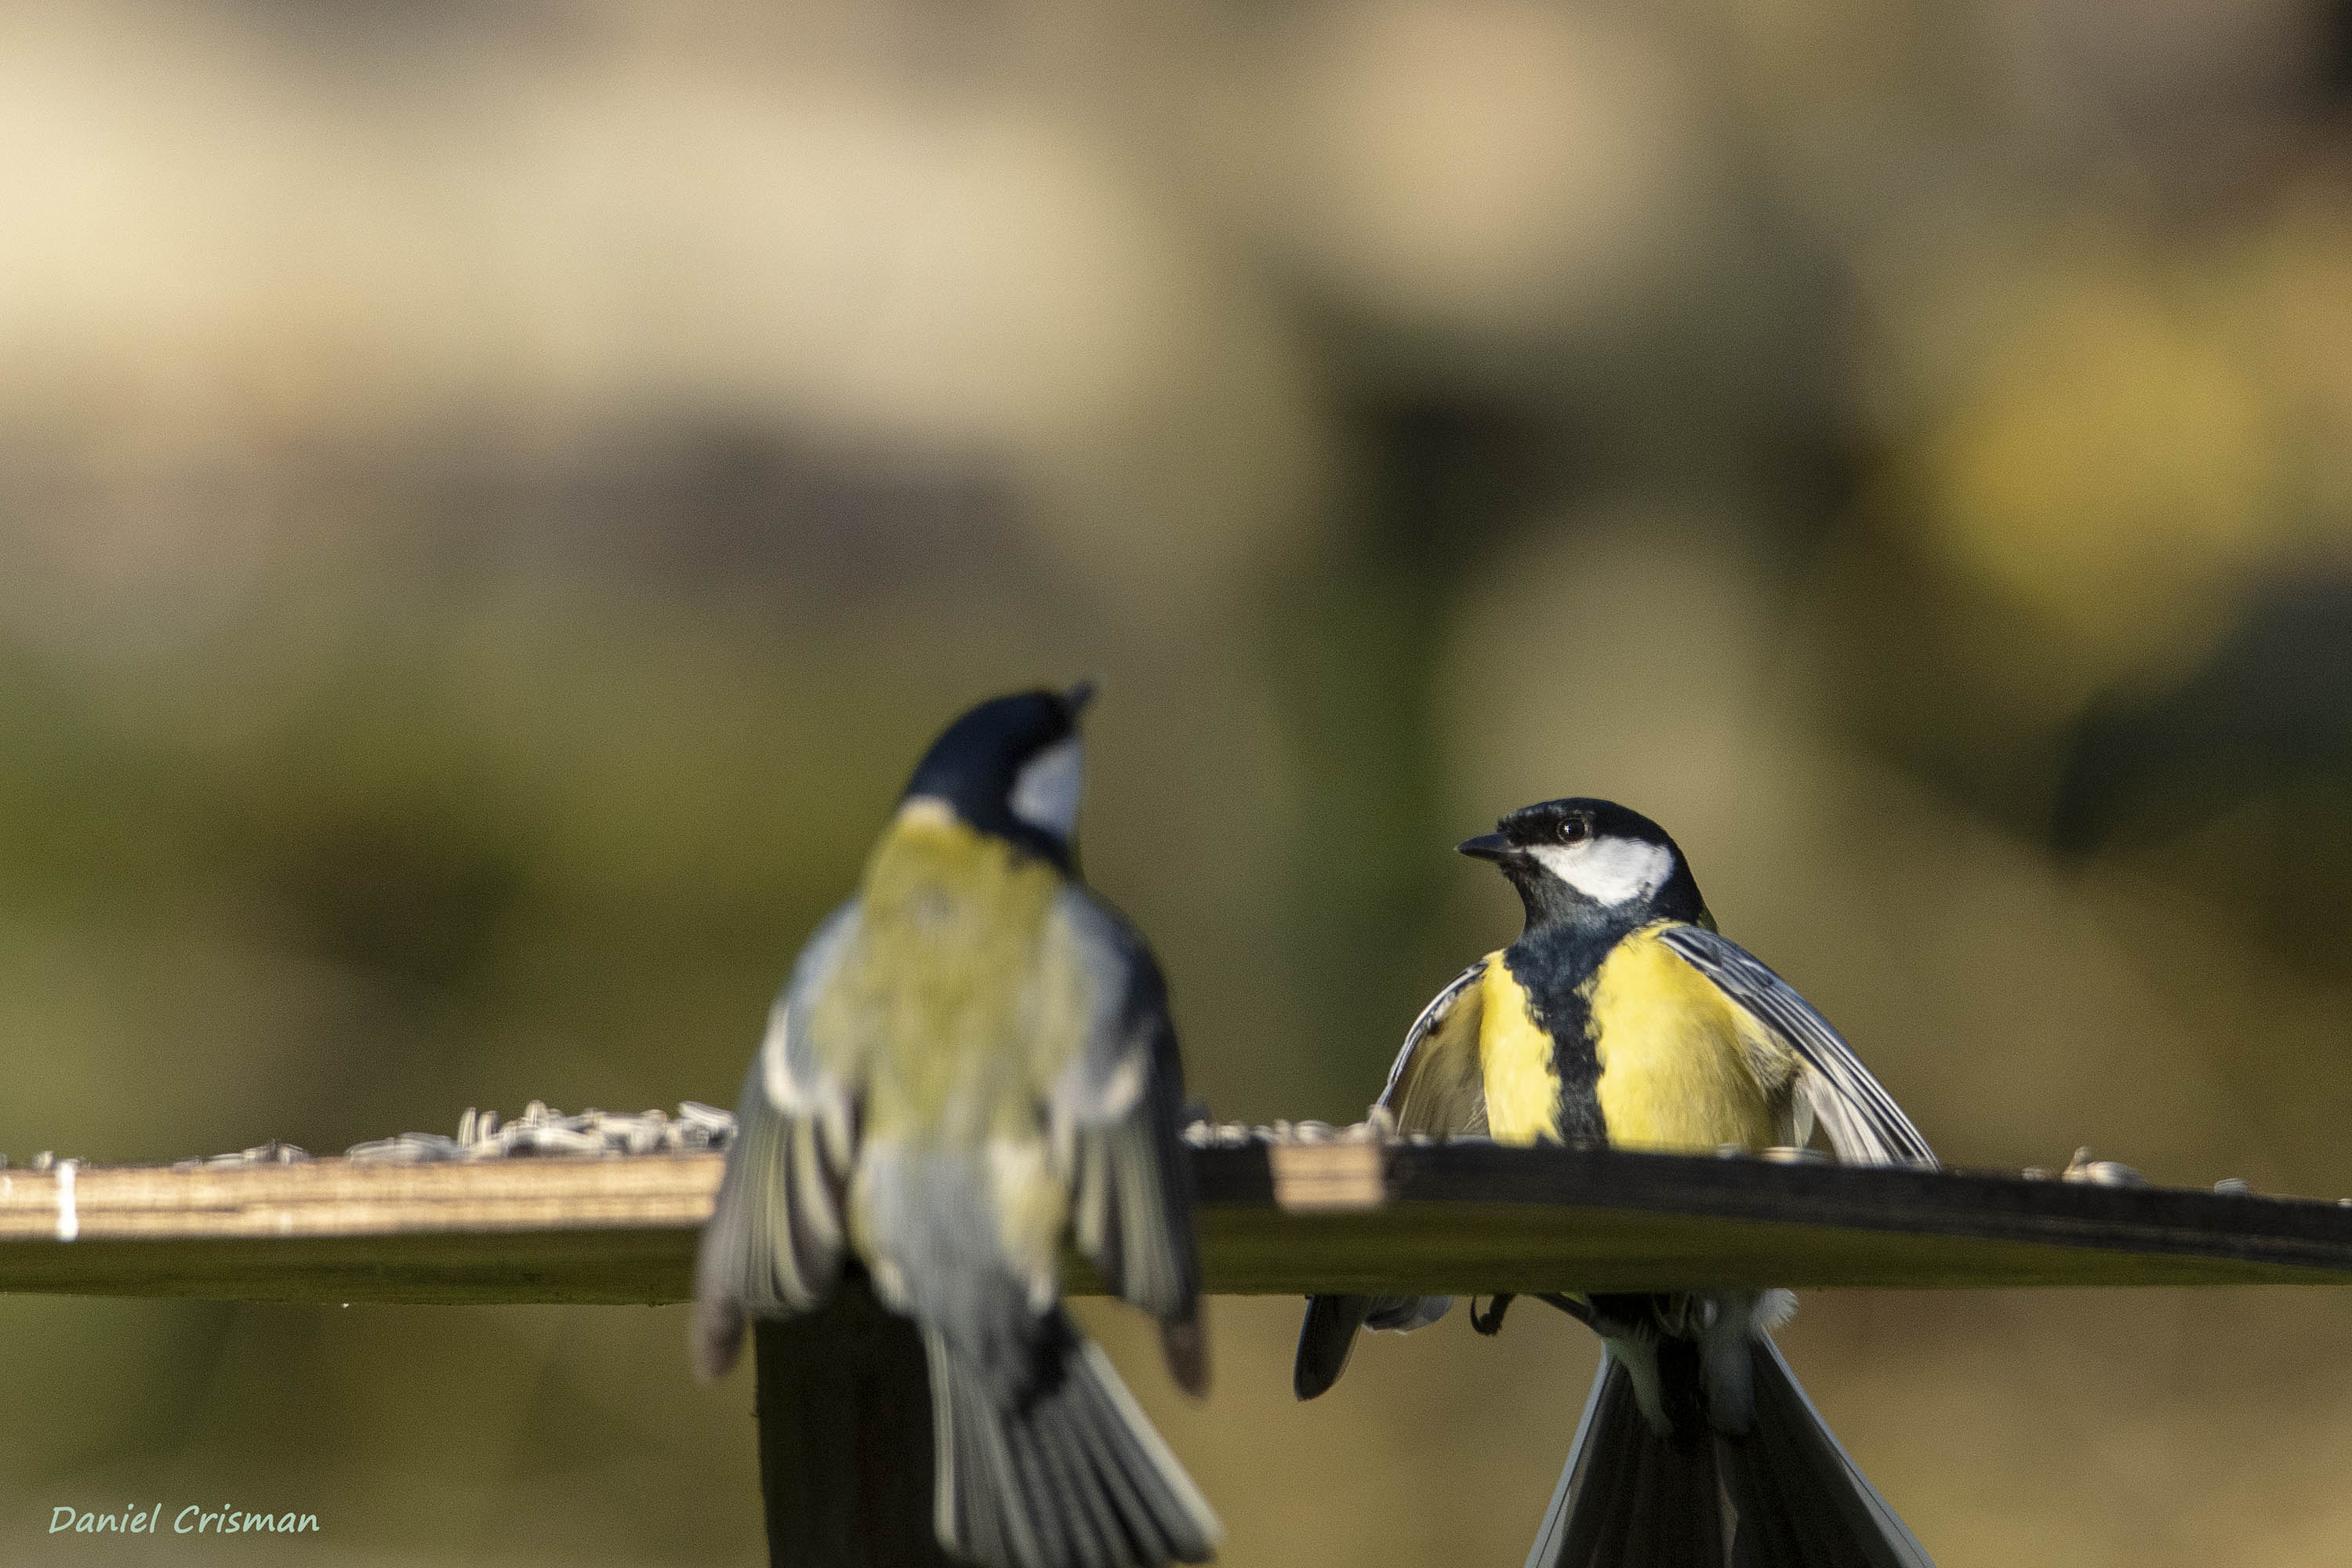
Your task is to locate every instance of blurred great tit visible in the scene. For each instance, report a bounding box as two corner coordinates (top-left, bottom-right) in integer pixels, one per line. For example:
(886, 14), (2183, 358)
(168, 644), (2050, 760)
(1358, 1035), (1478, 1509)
(1295, 797), (1936, 1568)
(695, 685), (1219, 1568)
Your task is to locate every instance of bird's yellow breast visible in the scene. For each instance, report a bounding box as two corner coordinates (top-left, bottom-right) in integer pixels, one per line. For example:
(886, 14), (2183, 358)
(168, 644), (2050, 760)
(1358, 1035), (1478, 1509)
(1586, 926), (1775, 1153)
(1476, 956), (1561, 1145)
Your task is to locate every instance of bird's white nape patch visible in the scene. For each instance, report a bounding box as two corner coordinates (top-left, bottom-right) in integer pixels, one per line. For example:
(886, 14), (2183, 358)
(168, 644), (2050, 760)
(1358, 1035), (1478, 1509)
(1527, 836), (1673, 906)
(1009, 736), (1083, 841)
(895, 795), (956, 830)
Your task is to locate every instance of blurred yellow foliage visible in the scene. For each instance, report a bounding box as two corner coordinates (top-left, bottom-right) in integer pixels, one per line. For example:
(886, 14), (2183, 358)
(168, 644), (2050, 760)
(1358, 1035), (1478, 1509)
(1924, 247), (2280, 661)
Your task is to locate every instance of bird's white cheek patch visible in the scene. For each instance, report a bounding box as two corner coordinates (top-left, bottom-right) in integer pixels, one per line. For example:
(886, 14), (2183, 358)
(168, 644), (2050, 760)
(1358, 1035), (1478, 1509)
(1010, 738), (1083, 840)
(1528, 837), (1673, 906)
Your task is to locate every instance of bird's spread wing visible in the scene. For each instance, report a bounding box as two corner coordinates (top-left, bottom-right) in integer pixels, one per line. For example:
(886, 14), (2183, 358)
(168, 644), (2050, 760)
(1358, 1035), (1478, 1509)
(1044, 888), (1202, 1348)
(692, 901), (863, 1373)
(1296, 956), (1494, 1399)
(1375, 956), (1490, 1137)
(1654, 924), (1936, 1168)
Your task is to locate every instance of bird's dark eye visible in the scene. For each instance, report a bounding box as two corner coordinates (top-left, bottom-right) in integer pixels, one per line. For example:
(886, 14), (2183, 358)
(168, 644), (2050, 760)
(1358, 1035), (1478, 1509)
(1558, 818), (1589, 845)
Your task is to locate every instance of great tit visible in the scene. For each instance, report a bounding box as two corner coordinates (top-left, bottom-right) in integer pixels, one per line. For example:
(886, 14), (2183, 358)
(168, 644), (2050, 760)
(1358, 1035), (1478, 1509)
(1294, 797), (1936, 1568)
(695, 685), (1220, 1568)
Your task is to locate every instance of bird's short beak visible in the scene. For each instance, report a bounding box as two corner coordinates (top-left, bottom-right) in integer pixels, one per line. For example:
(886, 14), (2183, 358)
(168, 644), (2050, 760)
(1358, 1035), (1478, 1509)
(1456, 833), (1511, 861)
(1062, 679), (1098, 716)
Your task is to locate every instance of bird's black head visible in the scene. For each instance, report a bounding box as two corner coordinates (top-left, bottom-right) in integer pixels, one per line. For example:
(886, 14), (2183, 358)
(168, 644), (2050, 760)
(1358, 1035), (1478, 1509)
(900, 683), (1094, 869)
(1457, 797), (1708, 931)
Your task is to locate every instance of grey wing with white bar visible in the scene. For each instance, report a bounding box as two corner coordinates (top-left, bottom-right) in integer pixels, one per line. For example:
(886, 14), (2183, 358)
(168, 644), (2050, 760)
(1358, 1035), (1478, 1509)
(1376, 956), (1490, 1137)
(1655, 924), (1937, 1168)
(1294, 956), (1490, 1400)
(1044, 887), (1206, 1388)
(691, 901), (863, 1378)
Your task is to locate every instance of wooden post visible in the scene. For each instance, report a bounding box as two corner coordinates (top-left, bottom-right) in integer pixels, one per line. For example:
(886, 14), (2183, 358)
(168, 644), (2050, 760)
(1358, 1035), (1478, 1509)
(754, 1272), (956, 1568)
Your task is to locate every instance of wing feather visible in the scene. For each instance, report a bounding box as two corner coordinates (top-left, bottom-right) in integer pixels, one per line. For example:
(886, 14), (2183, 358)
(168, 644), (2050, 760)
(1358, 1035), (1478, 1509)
(1044, 889), (1201, 1337)
(1295, 956), (1494, 1397)
(691, 902), (862, 1376)
(1654, 924), (1936, 1168)
(1376, 957), (1490, 1137)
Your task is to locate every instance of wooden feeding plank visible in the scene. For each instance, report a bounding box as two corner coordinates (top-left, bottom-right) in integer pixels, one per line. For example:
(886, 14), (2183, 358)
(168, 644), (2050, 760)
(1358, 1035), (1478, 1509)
(0, 1142), (2346, 1305)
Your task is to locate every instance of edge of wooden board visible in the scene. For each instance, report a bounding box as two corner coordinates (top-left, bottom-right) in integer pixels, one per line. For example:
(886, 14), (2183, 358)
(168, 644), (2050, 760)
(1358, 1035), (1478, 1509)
(0, 1144), (2346, 1303)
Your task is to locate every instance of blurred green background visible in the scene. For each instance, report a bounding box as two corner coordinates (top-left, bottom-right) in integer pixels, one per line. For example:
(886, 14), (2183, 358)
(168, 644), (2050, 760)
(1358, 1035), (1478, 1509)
(7, 1), (2352, 1562)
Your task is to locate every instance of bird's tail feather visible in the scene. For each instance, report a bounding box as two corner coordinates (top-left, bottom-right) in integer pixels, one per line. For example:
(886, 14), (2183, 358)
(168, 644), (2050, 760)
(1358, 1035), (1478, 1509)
(1526, 1354), (1731, 1568)
(926, 1316), (1220, 1568)
(1293, 1295), (1371, 1401)
(1526, 1341), (1932, 1568)
(1722, 1338), (1933, 1568)
(1294, 1292), (1454, 1400)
